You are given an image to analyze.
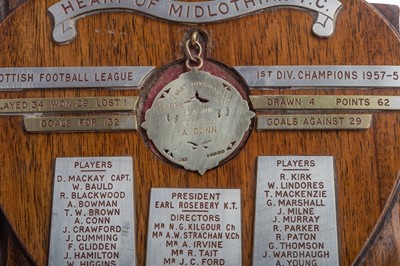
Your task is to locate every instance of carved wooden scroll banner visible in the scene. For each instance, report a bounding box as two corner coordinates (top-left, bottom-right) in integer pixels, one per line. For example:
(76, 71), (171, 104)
(1, 0), (400, 265)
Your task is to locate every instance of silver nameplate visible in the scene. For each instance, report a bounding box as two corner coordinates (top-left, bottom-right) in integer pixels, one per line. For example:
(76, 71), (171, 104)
(235, 66), (400, 87)
(0, 96), (137, 114)
(49, 0), (342, 44)
(48, 157), (136, 266)
(253, 156), (340, 266)
(251, 95), (400, 110)
(257, 114), (372, 130)
(0, 67), (153, 90)
(24, 114), (137, 132)
(146, 188), (242, 266)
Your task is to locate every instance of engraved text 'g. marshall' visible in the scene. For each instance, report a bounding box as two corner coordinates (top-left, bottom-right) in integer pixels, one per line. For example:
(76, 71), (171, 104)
(253, 156), (340, 265)
(49, 0), (342, 44)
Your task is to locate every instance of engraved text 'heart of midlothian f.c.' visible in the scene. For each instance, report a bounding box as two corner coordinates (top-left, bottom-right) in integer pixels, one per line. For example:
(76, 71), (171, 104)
(48, 0), (343, 44)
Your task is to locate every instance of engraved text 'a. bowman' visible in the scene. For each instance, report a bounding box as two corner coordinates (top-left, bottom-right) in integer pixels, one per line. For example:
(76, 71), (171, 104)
(48, 0), (342, 44)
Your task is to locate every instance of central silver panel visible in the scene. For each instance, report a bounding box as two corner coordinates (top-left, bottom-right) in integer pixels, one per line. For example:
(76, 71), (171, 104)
(253, 156), (340, 266)
(146, 188), (242, 266)
(48, 157), (136, 266)
(142, 69), (254, 174)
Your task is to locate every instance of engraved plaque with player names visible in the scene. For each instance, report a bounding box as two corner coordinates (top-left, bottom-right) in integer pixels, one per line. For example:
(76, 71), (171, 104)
(253, 156), (340, 266)
(48, 157), (136, 266)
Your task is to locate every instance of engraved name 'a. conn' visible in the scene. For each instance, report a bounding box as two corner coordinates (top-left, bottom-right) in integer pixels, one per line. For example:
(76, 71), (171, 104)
(142, 69), (254, 174)
(49, 157), (136, 265)
(48, 0), (342, 43)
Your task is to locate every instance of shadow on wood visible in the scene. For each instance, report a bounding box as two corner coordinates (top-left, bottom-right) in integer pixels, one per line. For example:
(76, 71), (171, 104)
(0, 207), (35, 266)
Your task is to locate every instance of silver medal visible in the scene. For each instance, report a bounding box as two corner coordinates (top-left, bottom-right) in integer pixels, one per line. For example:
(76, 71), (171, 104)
(140, 32), (254, 174)
(142, 68), (254, 174)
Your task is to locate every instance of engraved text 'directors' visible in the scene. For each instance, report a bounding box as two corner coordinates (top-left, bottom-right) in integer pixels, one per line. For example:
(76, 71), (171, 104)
(146, 188), (242, 266)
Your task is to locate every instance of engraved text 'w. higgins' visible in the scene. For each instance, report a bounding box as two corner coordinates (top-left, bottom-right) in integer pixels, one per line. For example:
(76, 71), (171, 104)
(49, 0), (343, 44)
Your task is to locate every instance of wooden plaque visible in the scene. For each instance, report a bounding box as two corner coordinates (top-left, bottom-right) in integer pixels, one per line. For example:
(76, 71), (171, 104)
(0, 0), (400, 265)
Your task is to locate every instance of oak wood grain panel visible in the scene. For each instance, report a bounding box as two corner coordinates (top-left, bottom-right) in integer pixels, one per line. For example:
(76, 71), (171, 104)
(0, 0), (400, 265)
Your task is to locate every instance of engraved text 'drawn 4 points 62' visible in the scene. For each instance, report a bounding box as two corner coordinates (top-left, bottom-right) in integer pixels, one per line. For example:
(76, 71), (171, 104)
(141, 68), (255, 175)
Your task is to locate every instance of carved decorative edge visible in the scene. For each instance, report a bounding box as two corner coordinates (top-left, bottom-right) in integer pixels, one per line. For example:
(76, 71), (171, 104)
(0, 205), (36, 265)
(352, 175), (400, 265)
